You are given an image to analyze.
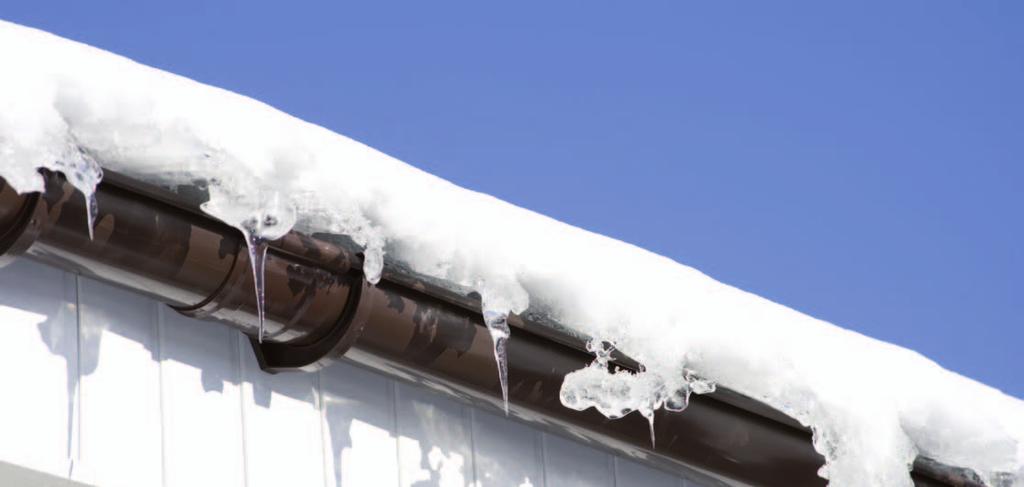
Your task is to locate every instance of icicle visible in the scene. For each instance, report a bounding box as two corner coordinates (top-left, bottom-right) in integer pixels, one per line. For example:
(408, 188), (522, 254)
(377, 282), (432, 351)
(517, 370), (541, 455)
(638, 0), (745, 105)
(239, 219), (271, 343)
(475, 280), (528, 415)
(483, 309), (511, 415)
(648, 415), (656, 448)
(640, 405), (656, 448)
(202, 185), (295, 345)
(244, 231), (269, 342)
(83, 190), (98, 240)
(58, 147), (103, 241)
(638, 392), (655, 446)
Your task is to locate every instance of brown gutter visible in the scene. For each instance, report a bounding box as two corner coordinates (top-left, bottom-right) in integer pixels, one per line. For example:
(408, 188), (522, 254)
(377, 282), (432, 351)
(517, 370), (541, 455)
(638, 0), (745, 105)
(0, 171), (982, 487)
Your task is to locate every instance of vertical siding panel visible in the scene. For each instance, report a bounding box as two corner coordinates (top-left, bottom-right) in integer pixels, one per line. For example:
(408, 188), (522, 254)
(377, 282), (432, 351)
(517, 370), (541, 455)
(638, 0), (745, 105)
(319, 361), (400, 487)
(394, 382), (474, 487)
(613, 457), (677, 487)
(158, 307), (246, 487)
(238, 333), (325, 487)
(541, 433), (614, 487)
(0, 260), (78, 477)
(74, 277), (163, 487)
(470, 409), (544, 487)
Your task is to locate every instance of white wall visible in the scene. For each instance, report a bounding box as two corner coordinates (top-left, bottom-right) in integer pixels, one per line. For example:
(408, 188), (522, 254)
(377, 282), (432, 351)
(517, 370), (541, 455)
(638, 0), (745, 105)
(0, 259), (709, 487)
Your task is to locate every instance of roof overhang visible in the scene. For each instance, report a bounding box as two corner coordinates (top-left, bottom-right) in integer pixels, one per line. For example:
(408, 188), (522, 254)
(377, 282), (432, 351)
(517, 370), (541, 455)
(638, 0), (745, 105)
(0, 170), (984, 487)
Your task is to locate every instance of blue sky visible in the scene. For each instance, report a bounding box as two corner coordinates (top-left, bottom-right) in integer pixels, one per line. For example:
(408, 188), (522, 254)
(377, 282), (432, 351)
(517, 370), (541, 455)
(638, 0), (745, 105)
(6, 2), (1022, 396)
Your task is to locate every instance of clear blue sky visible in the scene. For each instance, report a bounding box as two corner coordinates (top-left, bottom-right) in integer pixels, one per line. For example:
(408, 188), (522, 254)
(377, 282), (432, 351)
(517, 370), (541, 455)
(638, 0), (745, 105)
(6, 2), (1022, 396)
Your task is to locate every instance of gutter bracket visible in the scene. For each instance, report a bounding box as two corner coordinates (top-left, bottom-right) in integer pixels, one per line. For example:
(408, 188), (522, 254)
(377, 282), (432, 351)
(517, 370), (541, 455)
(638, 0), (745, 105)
(249, 276), (378, 373)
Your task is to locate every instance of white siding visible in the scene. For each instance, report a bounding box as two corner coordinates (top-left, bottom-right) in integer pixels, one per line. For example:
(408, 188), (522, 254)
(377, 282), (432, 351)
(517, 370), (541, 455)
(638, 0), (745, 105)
(541, 433), (615, 487)
(615, 458), (681, 487)
(158, 307), (246, 487)
(394, 383), (475, 487)
(74, 278), (163, 487)
(471, 409), (544, 487)
(0, 260), (77, 478)
(320, 360), (400, 487)
(239, 332), (326, 487)
(0, 259), (706, 487)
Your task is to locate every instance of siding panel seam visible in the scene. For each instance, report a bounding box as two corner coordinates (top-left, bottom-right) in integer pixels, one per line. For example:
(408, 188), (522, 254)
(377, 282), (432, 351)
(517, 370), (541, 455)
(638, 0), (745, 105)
(390, 380), (402, 487)
(70, 273), (83, 481)
(156, 304), (168, 487)
(235, 334), (251, 487)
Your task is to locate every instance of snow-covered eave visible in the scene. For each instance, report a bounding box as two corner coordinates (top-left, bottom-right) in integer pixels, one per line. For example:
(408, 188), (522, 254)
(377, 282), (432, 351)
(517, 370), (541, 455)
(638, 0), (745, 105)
(0, 169), (983, 487)
(3, 19), (1022, 486)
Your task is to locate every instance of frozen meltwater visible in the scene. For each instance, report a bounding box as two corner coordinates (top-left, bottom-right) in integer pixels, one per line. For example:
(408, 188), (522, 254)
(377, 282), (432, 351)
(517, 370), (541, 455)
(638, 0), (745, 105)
(560, 340), (715, 448)
(483, 309), (511, 415)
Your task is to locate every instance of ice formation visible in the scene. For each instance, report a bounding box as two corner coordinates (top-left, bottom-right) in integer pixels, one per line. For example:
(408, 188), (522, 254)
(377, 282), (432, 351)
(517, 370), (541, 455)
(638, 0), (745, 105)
(1, 20), (1023, 486)
(482, 309), (511, 415)
(202, 187), (295, 342)
(0, 80), (103, 239)
(561, 340), (715, 447)
(479, 281), (528, 415)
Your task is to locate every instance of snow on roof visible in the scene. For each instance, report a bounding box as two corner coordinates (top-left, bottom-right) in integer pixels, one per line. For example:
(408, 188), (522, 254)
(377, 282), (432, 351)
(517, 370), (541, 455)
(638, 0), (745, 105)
(1, 19), (1021, 486)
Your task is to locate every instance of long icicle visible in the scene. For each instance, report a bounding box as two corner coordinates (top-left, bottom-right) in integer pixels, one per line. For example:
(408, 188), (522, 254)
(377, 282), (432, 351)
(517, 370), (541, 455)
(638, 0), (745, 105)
(483, 309), (511, 415)
(241, 229), (270, 343)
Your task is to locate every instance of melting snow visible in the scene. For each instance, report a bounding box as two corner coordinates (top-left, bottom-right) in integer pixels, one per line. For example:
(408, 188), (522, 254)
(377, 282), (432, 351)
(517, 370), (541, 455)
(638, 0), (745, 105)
(0, 91), (103, 239)
(2, 19), (1023, 486)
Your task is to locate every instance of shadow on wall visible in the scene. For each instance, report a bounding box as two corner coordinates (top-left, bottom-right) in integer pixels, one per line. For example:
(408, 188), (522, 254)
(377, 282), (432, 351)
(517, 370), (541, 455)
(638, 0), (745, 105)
(0, 259), (82, 477)
(0, 258), (536, 487)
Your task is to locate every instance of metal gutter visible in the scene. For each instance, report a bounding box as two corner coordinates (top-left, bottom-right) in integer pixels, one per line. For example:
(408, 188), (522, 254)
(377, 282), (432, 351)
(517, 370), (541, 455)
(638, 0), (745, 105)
(0, 171), (983, 487)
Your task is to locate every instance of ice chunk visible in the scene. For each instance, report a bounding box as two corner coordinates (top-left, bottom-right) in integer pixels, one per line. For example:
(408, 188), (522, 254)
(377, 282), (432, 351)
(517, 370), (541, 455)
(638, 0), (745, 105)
(560, 340), (715, 448)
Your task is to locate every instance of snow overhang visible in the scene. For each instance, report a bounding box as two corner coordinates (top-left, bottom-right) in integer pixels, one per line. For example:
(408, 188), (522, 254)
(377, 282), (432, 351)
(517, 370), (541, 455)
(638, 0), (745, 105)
(3, 18), (1022, 486)
(0, 171), (986, 487)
